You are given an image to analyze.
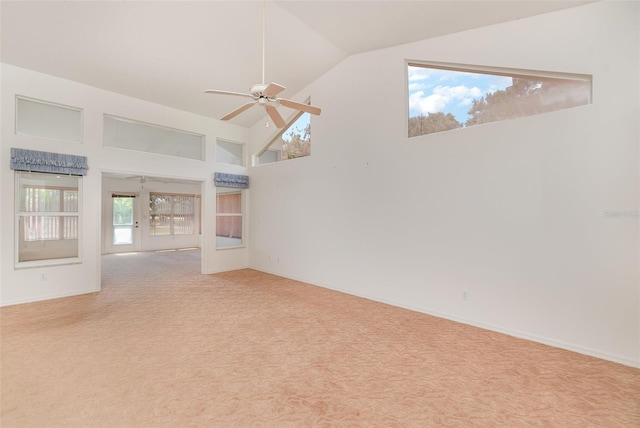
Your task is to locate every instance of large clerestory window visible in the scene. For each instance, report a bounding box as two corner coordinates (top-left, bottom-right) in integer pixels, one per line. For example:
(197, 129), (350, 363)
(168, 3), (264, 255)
(407, 61), (592, 137)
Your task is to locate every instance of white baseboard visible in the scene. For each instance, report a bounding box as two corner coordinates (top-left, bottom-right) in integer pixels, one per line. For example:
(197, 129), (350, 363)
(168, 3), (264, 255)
(248, 266), (640, 369)
(0, 287), (101, 307)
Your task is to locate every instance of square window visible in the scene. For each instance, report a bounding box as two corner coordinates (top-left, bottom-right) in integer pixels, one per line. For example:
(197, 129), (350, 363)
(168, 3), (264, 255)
(216, 139), (245, 166)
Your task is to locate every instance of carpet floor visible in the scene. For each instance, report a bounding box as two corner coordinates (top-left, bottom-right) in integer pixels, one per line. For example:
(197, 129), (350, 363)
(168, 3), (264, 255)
(1, 249), (639, 427)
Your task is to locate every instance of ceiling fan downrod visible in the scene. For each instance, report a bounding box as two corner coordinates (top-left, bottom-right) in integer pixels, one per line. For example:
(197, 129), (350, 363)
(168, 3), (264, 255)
(262, 0), (266, 85)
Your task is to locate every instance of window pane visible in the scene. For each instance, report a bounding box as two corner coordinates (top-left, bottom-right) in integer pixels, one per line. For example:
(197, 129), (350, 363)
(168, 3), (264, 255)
(18, 236), (79, 262)
(150, 214), (171, 236)
(217, 139), (245, 166)
(20, 174), (78, 212)
(16, 171), (80, 265)
(257, 110), (312, 165)
(216, 191), (241, 214)
(104, 115), (205, 161)
(23, 215), (60, 241)
(216, 188), (243, 248)
(63, 216), (78, 239)
(173, 195), (194, 235)
(216, 215), (242, 247)
(113, 227), (133, 245)
(407, 63), (591, 137)
(112, 196), (134, 245)
(113, 197), (133, 226)
(63, 190), (79, 212)
(23, 188), (61, 212)
(258, 149), (281, 165)
(16, 97), (82, 143)
(150, 194), (171, 236)
(149, 193), (195, 236)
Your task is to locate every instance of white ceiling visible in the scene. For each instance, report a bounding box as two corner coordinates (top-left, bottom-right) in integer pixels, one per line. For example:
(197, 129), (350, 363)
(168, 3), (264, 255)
(1, 0), (593, 128)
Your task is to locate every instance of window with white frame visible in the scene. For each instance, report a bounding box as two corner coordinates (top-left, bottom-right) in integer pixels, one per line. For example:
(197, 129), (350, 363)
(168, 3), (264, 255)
(256, 109), (312, 165)
(149, 193), (197, 236)
(216, 139), (245, 166)
(15, 172), (81, 266)
(103, 115), (205, 161)
(216, 188), (243, 248)
(407, 61), (592, 137)
(257, 149), (281, 164)
(16, 96), (83, 143)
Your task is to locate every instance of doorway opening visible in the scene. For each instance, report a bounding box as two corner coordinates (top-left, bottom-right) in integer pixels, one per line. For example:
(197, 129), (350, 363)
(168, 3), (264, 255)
(100, 172), (204, 284)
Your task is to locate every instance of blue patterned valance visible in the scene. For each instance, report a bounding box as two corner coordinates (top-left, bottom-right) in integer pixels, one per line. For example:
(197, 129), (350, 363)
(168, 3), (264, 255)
(214, 172), (249, 189)
(10, 148), (88, 176)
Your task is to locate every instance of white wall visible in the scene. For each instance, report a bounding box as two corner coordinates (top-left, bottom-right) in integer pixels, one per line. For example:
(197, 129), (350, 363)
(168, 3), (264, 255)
(248, 1), (640, 367)
(1, 64), (250, 306)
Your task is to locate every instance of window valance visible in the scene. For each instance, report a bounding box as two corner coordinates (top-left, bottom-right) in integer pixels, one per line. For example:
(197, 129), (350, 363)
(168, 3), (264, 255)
(214, 172), (249, 189)
(10, 148), (88, 176)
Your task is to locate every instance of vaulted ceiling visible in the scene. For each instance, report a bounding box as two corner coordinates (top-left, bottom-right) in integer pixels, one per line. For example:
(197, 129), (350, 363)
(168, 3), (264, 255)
(1, 1), (592, 128)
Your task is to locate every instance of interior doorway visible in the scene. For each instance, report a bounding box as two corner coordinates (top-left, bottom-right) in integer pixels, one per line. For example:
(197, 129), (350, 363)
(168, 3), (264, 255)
(100, 172), (204, 263)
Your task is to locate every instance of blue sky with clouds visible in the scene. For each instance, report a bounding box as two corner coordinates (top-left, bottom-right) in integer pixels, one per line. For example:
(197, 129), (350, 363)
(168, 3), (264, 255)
(408, 66), (512, 124)
(282, 112), (310, 140)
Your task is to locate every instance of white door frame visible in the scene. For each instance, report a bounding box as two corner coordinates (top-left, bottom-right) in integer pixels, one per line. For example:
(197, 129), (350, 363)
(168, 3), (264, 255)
(105, 192), (140, 253)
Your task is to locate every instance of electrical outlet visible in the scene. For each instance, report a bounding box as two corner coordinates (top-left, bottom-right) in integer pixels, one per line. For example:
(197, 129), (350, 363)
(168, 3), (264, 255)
(462, 290), (468, 301)
(40, 273), (48, 281)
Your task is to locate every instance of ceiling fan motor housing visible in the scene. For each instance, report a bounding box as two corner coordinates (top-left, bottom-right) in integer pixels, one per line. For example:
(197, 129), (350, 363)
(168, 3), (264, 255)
(250, 84), (271, 97)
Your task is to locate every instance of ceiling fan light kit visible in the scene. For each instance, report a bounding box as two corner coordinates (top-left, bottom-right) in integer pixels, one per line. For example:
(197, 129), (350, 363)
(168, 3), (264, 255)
(204, 1), (321, 128)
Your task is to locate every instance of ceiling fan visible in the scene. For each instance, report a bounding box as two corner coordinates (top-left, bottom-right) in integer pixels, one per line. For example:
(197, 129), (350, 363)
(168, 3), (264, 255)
(203, 1), (321, 128)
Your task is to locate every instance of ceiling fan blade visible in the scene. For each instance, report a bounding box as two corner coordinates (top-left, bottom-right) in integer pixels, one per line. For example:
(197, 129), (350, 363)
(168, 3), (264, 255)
(278, 98), (322, 116)
(204, 89), (255, 99)
(221, 102), (256, 121)
(262, 82), (286, 97)
(265, 106), (286, 128)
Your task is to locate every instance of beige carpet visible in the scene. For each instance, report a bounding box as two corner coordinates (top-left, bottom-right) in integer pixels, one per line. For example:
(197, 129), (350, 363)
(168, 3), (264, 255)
(1, 249), (639, 427)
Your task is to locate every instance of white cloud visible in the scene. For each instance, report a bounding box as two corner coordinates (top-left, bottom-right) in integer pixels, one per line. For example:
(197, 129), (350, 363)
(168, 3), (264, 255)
(408, 67), (431, 82)
(409, 90), (447, 114)
(457, 98), (474, 107)
(434, 85), (482, 99)
(409, 84), (483, 116)
(436, 69), (464, 82)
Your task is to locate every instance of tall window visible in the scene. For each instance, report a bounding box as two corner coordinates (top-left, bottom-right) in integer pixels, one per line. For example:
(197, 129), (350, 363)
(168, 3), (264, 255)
(149, 193), (196, 236)
(16, 172), (81, 266)
(216, 188), (243, 248)
(407, 61), (592, 137)
(257, 109), (312, 165)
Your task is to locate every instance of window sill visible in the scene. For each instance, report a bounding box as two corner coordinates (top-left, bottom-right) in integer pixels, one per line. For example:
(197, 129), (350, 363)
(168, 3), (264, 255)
(15, 257), (82, 270)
